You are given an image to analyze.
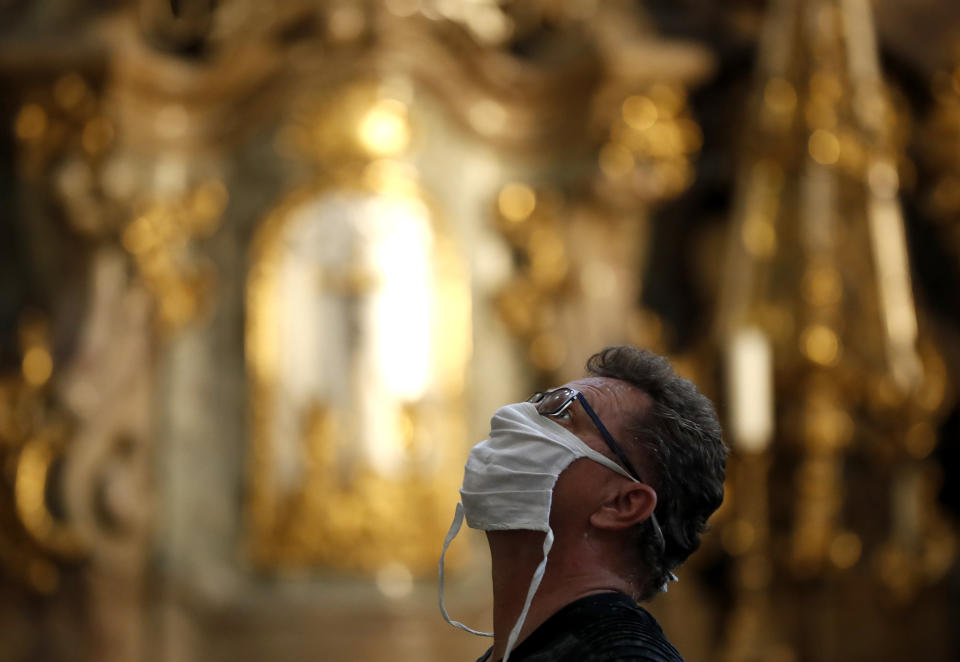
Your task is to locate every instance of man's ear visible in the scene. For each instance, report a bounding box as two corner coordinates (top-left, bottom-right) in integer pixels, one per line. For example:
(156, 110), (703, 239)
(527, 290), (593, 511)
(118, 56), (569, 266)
(589, 483), (657, 531)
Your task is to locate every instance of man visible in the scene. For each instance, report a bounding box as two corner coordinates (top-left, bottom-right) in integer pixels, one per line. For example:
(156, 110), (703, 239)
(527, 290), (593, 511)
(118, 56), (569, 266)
(439, 345), (727, 662)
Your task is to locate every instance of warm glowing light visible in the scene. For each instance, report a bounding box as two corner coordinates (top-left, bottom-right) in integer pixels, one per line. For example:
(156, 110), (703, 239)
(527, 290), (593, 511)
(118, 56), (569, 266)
(446, 2), (514, 44)
(498, 182), (536, 222)
(364, 159), (421, 198)
(726, 327), (774, 452)
(598, 142), (634, 179)
(805, 98), (837, 130)
(805, 402), (853, 450)
(580, 261), (617, 299)
(496, 284), (539, 335)
(802, 266), (842, 306)
(436, 274), (472, 395)
(756, 304), (794, 342)
(527, 228), (567, 286)
(53, 74), (87, 110)
(66, 379), (99, 414)
(473, 234), (512, 289)
(867, 193), (921, 390)
(468, 100), (507, 135)
(155, 104), (189, 139)
(829, 532), (862, 569)
(918, 369), (946, 413)
(867, 159), (899, 199)
(15, 104), (47, 141)
(384, 0), (420, 17)
(328, 5), (365, 41)
(648, 83), (684, 119)
(810, 72), (842, 99)
(161, 289), (196, 327)
(22, 347), (53, 386)
(622, 95), (657, 130)
(376, 561), (414, 598)
(358, 99), (410, 156)
(82, 117), (114, 155)
(809, 129), (840, 165)
(801, 324), (840, 366)
(645, 122), (682, 158)
(122, 216), (154, 254)
(837, 129), (865, 172)
(190, 180), (230, 232)
(738, 160), (782, 260)
(742, 215), (777, 258)
(372, 197), (434, 403)
(267, 193), (437, 476)
(764, 77), (797, 114)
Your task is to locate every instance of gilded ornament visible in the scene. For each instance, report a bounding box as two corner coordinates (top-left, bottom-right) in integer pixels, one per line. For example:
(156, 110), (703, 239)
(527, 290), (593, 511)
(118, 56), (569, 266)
(718, 1), (956, 659)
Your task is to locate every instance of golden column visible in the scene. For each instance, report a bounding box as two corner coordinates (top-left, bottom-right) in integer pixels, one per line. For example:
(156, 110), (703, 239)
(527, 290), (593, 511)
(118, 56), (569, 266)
(718, 0), (956, 660)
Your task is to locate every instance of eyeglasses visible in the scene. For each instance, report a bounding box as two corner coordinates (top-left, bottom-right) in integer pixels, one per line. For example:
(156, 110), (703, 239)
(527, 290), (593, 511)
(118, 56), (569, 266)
(528, 387), (642, 482)
(527, 387), (666, 552)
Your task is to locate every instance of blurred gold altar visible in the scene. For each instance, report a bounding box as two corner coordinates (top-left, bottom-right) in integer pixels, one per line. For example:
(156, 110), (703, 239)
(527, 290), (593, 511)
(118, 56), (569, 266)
(1, 1), (959, 661)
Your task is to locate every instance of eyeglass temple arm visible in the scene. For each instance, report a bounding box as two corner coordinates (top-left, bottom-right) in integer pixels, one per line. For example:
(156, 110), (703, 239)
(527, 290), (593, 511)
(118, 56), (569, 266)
(573, 393), (641, 482)
(574, 392), (668, 555)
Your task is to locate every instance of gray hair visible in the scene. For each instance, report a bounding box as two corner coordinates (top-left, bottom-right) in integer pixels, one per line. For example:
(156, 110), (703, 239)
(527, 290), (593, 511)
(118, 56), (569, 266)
(586, 345), (728, 599)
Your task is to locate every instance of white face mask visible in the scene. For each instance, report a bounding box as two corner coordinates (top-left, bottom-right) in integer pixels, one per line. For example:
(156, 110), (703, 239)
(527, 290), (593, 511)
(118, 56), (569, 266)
(438, 401), (639, 662)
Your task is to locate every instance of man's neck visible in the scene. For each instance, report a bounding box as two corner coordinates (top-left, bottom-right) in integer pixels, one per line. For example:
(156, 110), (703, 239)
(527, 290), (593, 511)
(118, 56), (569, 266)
(486, 529), (637, 662)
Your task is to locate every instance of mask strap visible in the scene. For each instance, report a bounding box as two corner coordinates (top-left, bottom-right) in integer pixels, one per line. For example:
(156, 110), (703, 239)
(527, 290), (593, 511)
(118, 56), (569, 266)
(438, 502), (494, 637)
(502, 525), (554, 662)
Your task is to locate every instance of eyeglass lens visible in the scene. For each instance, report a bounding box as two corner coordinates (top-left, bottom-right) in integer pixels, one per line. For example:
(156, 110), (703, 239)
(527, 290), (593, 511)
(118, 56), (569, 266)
(528, 388), (576, 416)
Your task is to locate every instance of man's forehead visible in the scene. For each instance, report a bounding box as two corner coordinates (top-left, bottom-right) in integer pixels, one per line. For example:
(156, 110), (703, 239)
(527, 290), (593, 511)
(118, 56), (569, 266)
(559, 376), (651, 410)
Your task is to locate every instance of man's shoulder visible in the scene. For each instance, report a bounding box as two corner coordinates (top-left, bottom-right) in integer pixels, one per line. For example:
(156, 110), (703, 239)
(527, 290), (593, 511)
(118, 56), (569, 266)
(513, 592), (686, 662)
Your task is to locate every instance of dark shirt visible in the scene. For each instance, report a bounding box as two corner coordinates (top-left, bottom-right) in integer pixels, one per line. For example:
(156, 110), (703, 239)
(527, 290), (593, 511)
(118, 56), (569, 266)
(476, 592), (685, 662)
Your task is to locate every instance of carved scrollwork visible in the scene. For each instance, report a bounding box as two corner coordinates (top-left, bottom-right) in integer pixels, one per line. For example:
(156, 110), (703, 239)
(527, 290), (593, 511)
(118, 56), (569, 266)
(58, 250), (155, 570)
(0, 316), (84, 593)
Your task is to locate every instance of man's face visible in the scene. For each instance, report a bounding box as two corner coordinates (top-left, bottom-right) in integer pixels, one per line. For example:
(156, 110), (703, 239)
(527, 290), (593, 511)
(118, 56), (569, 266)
(540, 376), (653, 528)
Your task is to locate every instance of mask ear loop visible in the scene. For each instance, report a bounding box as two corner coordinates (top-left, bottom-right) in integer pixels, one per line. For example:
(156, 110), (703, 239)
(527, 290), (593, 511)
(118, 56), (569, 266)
(501, 525), (554, 662)
(438, 502), (494, 637)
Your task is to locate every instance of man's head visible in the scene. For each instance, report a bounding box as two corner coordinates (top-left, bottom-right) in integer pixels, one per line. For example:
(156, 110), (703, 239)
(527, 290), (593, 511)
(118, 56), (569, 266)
(542, 346), (727, 599)
(439, 346), (726, 656)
